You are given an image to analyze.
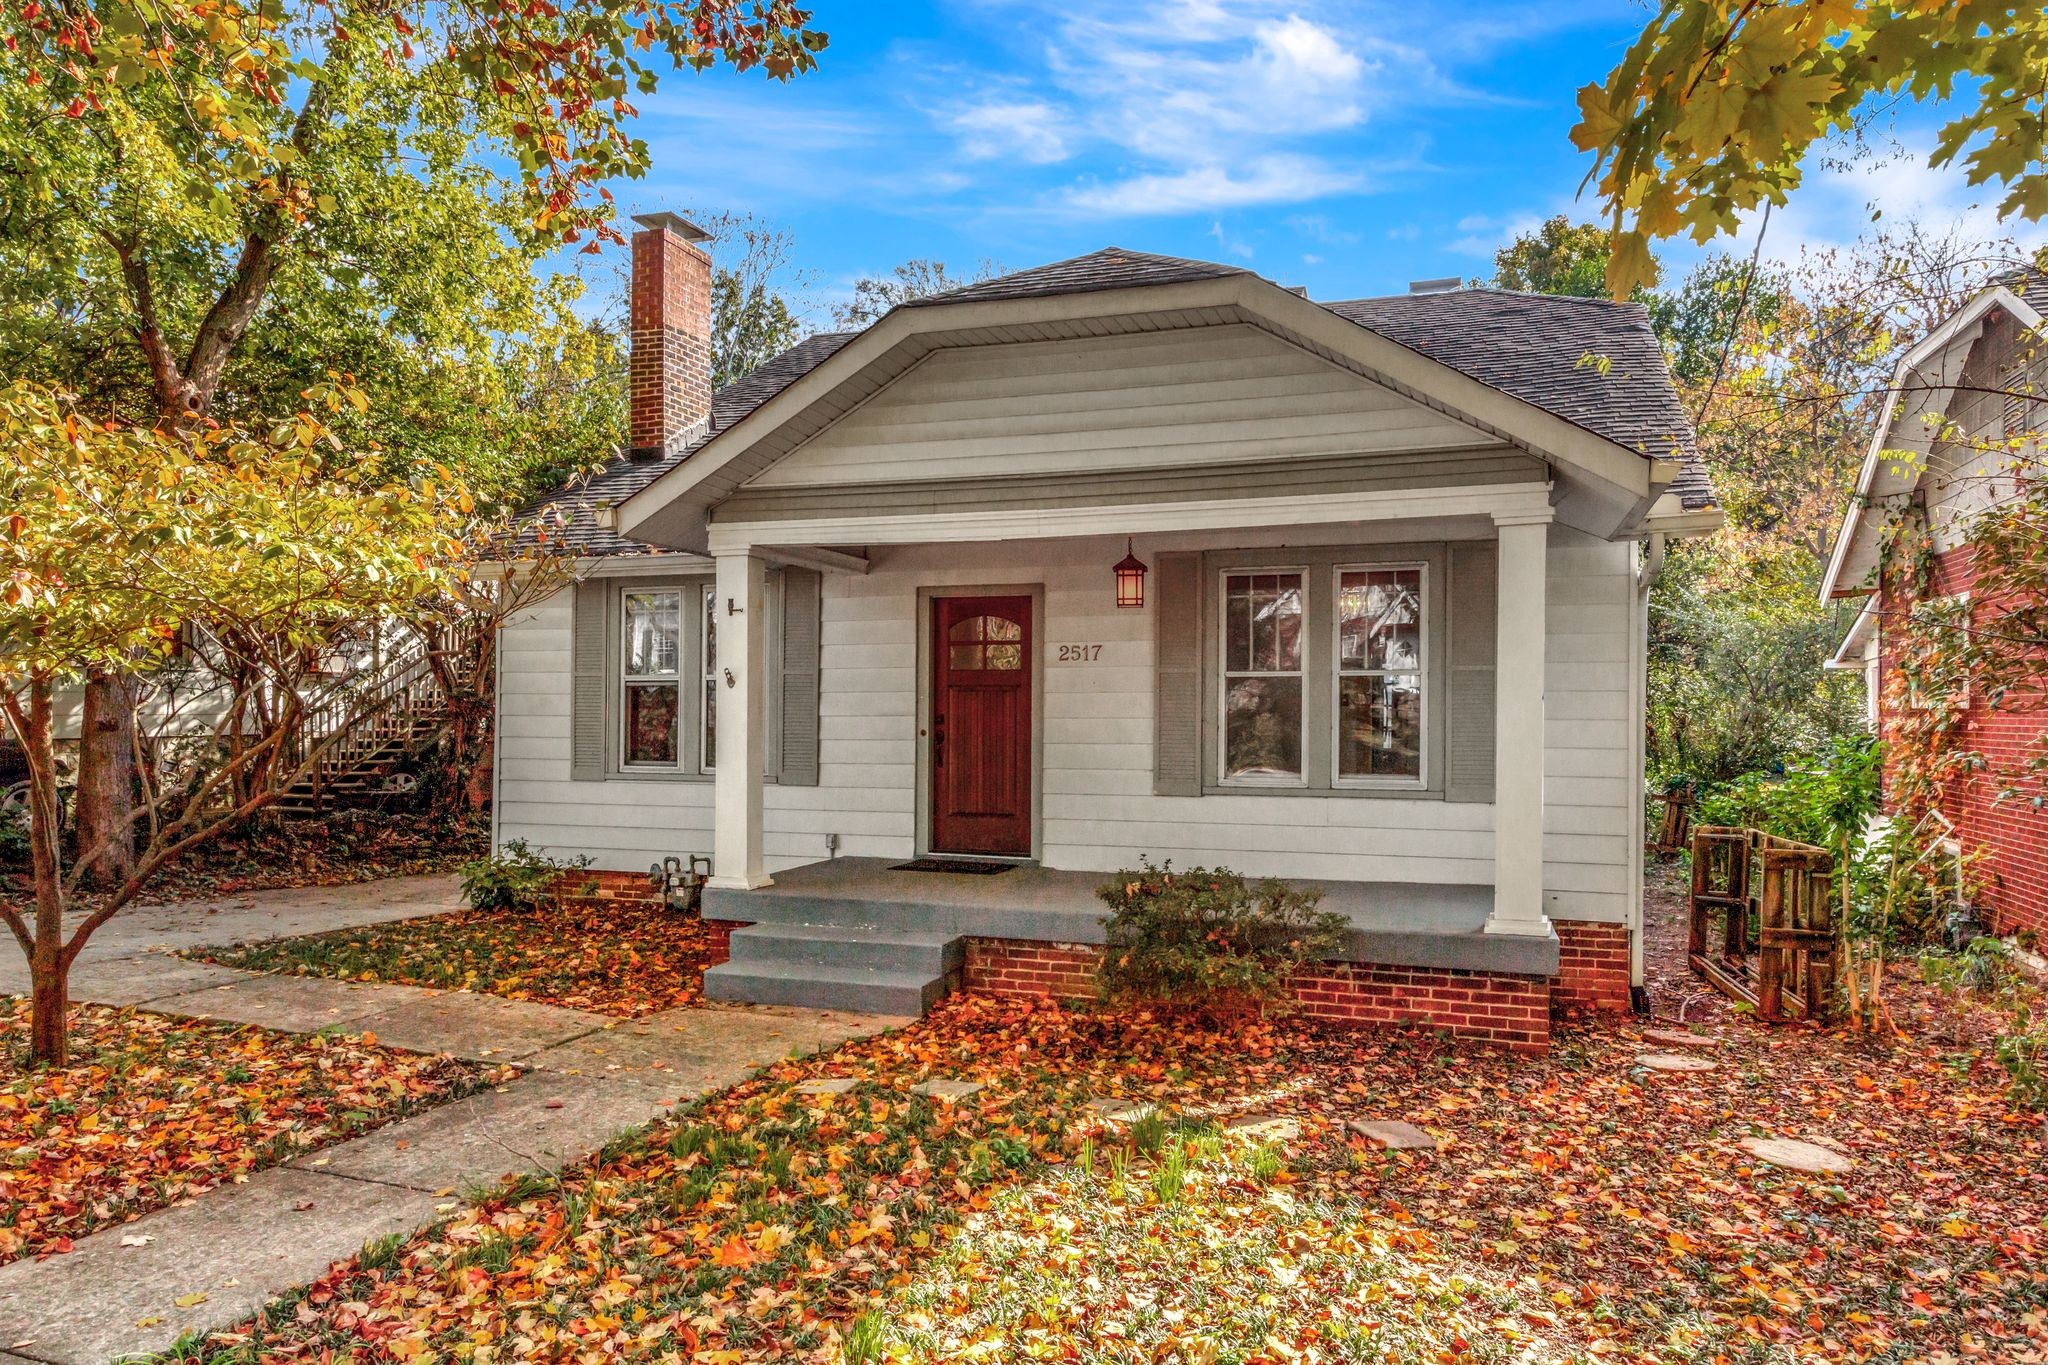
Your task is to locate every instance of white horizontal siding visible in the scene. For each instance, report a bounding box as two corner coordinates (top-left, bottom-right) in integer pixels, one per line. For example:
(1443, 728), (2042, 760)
(751, 326), (1505, 489)
(497, 524), (1641, 928)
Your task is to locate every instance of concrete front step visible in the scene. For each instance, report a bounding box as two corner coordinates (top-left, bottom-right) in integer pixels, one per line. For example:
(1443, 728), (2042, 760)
(703, 922), (965, 1016)
(703, 962), (952, 1016)
(725, 922), (964, 977)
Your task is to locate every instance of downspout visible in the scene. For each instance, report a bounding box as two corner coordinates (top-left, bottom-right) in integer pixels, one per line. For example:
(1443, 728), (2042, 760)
(489, 579), (505, 855)
(1627, 531), (1667, 1003)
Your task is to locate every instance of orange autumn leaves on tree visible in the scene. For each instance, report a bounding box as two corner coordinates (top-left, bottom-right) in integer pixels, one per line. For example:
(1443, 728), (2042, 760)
(0, 378), (480, 1066)
(1571, 2), (2048, 296)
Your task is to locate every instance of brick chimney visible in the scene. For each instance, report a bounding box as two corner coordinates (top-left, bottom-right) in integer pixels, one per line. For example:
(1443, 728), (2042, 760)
(628, 211), (714, 461)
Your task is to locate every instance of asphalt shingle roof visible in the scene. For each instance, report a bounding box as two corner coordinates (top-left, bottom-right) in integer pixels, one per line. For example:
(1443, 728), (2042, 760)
(1326, 288), (1711, 509)
(905, 247), (1252, 308)
(531, 251), (1712, 554)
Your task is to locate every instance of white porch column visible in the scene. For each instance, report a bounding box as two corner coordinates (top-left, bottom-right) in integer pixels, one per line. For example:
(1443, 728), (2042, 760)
(711, 550), (771, 890)
(1488, 511), (1552, 936)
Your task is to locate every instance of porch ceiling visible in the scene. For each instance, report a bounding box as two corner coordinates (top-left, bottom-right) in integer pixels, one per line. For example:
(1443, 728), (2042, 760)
(702, 856), (1559, 979)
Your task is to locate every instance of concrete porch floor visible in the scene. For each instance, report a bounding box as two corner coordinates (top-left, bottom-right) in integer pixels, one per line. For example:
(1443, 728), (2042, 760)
(705, 856), (1558, 978)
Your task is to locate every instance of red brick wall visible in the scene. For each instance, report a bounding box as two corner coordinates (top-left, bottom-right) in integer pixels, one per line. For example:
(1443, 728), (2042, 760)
(1554, 919), (1632, 1013)
(961, 938), (1552, 1051)
(628, 222), (713, 457)
(1878, 546), (2048, 936)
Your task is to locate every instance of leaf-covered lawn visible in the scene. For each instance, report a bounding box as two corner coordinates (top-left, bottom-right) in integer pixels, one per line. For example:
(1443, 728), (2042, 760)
(0, 998), (484, 1264)
(164, 985), (2044, 1365)
(199, 902), (722, 1018)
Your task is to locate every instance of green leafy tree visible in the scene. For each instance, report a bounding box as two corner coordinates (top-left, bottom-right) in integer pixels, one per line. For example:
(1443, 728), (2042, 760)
(0, 380), (474, 1066)
(0, 0), (824, 884)
(1491, 217), (1615, 298)
(1571, 2), (2048, 295)
(831, 258), (1004, 329)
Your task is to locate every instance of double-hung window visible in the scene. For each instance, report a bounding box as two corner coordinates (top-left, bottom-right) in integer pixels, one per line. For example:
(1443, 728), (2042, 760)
(1220, 570), (1306, 784)
(1335, 566), (1424, 784)
(1210, 548), (1438, 795)
(621, 590), (683, 767)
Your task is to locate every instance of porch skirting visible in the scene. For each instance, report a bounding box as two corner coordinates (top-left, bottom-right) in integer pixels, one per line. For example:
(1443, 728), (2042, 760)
(961, 937), (1557, 1052)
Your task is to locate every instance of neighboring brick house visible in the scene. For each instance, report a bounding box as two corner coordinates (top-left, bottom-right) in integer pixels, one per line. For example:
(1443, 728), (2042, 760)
(498, 213), (1723, 1047)
(1823, 275), (2048, 937)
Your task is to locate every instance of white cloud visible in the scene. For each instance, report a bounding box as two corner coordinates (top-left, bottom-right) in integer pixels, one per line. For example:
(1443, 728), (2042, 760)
(938, 1), (1439, 219)
(1289, 213), (1363, 245)
(1210, 219), (1256, 259)
(1445, 209), (1544, 258)
(1065, 157), (1365, 216)
(950, 100), (1072, 165)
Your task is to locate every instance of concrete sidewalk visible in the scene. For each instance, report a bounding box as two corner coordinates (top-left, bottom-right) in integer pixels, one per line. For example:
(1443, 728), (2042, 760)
(0, 875), (904, 1364)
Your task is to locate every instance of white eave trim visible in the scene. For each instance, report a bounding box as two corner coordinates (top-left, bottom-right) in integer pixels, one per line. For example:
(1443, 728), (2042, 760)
(1825, 596), (1879, 670)
(1818, 284), (2043, 603)
(616, 274), (1676, 548)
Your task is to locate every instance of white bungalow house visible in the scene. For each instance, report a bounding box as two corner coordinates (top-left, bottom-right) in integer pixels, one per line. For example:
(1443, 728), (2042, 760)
(495, 213), (1719, 1047)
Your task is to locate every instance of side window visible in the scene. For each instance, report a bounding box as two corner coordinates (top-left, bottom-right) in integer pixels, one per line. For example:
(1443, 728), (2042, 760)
(621, 590), (682, 766)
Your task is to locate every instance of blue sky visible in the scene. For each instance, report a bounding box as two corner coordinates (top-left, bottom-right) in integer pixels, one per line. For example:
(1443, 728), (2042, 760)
(610, 0), (2039, 322)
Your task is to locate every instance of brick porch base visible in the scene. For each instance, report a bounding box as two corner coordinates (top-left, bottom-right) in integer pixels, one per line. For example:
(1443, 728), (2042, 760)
(961, 937), (1559, 1051)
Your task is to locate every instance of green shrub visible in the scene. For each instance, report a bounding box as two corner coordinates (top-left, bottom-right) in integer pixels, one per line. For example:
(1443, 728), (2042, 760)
(1095, 859), (1349, 1018)
(457, 838), (592, 912)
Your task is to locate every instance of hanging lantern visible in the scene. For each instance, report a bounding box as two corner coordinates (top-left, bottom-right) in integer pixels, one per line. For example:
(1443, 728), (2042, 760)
(1113, 539), (1148, 608)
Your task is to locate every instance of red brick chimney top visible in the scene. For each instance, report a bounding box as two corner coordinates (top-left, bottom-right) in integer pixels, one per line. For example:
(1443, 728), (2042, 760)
(628, 212), (714, 461)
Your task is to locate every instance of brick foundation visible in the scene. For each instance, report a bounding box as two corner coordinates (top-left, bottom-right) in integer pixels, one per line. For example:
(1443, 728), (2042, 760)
(1554, 919), (1632, 1014)
(962, 937), (1555, 1051)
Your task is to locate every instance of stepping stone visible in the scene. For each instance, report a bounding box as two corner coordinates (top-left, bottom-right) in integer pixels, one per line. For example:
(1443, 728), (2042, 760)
(1642, 1028), (1718, 1049)
(1227, 1114), (1301, 1142)
(1740, 1137), (1854, 1175)
(1085, 1097), (1156, 1124)
(794, 1078), (859, 1096)
(910, 1078), (984, 1102)
(1635, 1053), (1717, 1073)
(1347, 1120), (1436, 1151)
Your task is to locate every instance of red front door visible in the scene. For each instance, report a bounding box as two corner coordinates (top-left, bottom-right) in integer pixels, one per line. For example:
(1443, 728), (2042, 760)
(932, 595), (1033, 856)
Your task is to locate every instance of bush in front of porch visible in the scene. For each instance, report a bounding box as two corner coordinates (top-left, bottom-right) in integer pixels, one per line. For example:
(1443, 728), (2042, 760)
(1095, 859), (1349, 1018)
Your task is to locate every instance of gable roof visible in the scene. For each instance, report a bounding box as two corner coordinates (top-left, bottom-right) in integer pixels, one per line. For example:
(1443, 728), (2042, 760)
(1818, 273), (2047, 602)
(532, 249), (1711, 556)
(906, 247), (1251, 308)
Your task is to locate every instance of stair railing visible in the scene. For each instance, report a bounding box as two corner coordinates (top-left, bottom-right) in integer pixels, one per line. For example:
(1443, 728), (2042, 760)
(281, 617), (483, 811)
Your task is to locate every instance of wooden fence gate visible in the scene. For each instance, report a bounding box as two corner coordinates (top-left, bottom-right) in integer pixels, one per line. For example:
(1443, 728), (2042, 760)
(1688, 826), (1838, 1022)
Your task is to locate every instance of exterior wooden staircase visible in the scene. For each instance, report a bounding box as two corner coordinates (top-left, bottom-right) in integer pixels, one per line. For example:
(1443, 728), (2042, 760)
(271, 623), (480, 817)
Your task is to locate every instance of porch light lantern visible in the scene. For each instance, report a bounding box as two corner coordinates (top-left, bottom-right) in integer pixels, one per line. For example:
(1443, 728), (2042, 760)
(1113, 539), (1148, 608)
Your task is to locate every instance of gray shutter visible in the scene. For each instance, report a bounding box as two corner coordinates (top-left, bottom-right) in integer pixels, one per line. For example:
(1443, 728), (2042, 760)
(1445, 541), (1497, 804)
(778, 567), (822, 786)
(570, 579), (608, 781)
(1153, 551), (1203, 796)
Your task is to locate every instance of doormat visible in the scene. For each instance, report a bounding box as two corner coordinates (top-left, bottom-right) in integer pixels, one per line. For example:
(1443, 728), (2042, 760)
(890, 858), (1017, 875)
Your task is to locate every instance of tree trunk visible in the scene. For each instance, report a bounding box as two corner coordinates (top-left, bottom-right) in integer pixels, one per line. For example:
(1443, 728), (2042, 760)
(15, 679), (72, 1068)
(76, 669), (138, 889)
(29, 947), (68, 1068)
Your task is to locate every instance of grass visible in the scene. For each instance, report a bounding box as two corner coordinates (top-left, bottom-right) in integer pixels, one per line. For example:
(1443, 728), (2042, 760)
(196, 899), (724, 1017)
(0, 998), (486, 1264)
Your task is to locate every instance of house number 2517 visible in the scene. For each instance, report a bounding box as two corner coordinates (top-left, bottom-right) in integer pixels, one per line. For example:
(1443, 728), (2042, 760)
(1056, 644), (1104, 662)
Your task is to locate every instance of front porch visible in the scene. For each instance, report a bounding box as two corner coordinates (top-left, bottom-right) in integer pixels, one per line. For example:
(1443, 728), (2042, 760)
(702, 857), (1561, 1041)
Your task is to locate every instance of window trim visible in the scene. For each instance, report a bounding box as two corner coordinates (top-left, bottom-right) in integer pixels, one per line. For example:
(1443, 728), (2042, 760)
(1215, 565), (1310, 790)
(1197, 542), (1449, 800)
(1330, 560), (1429, 791)
(619, 587), (685, 772)
(699, 582), (718, 775)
